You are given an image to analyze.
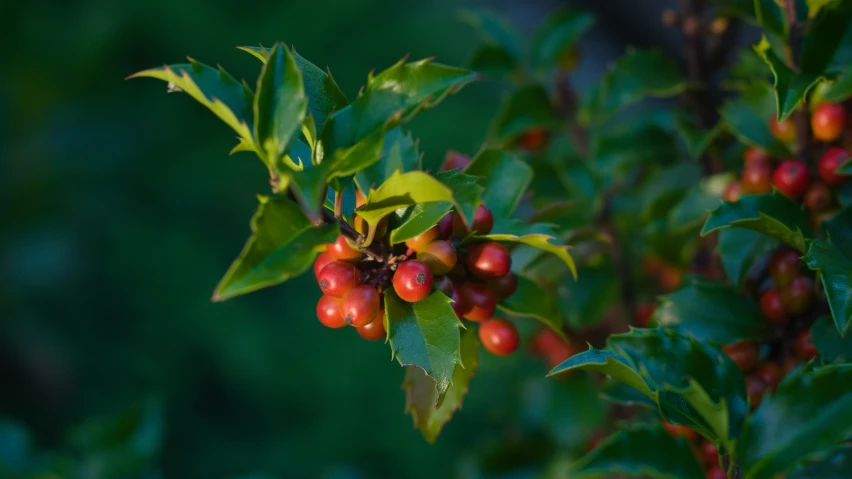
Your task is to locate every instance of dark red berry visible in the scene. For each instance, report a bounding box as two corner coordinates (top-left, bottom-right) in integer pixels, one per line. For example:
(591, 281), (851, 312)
(392, 260), (433, 303)
(479, 318), (520, 356)
(804, 181), (834, 213)
(701, 441), (718, 466)
(818, 147), (850, 185)
(317, 295), (346, 328)
(434, 275), (454, 296)
(449, 285), (467, 319)
(772, 160), (810, 198)
(746, 374), (768, 408)
(459, 282), (496, 322)
(356, 309), (386, 341)
(437, 213), (454, 239)
(663, 421), (696, 440)
(466, 242), (511, 280)
(635, 302), (655, 327)
(742, 161), (773, 194)
(755, 362), (783, 390)
(723, 342), (760, 373)
(342, 285), (380, 327)
(768, 115), (796, 143)
(447, 262), (469, 282)
(517, 127), (549, 152)
(781, 276), (814, 315)
(794, 327), (817, 358)
(723, 181), (742, 202)
(487, 272), (519, 299)
(327, 235), (362, 263)
(453, 205), (494, 237)
(760, 289), (786, 323)
(317, 261), (363, 297)
(313, 251), (334, 278)
(440, 150), (471, 171)
(811, 102), (846, 142)
(706, 466), (727, 479)
(659, 265), (682, 293)
(405, 227), (439, 252)
(744, 147), (770, 165)
(769, 249), (801, 288)
(417, 240), (458, 275)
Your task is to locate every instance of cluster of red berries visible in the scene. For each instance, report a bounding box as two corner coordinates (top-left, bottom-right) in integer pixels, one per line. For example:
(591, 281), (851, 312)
(724, 102), (850, 227)
(312, 194), (523, 357)
(661, 420), (733, 479)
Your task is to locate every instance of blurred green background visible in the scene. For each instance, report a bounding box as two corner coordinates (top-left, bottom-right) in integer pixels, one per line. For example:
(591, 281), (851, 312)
(1, 0), (677, 477)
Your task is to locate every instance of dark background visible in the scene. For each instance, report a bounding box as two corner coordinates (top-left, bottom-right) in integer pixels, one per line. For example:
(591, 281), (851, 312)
(1, 1), (686, 477)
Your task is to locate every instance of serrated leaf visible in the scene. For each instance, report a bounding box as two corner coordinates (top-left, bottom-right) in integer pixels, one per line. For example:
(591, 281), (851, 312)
(549, 348), (653, 397)
(590, 125), (679, 187)
(212, 196), (338, 301)
(571, 425), (704, 479)
(466, 44), (519, 80)
(755, 0), (788, 39)
(726, 47), (774, 88)
(674, 111), (724, 158)
(814, 66), (852, 103)
(253, 43), (307, 170)
(668, 173), (733, 231)
(755, 36), (828, 122)
(475, 220), (576, 279)
(403, 327), (479, 443)
(653, 280), (769, 343)
(701, 192), (812, 253)
(812, 316), (852, 364)
(458, 9), (522, 58)
(787, 444), (852, 479)
(739, 364), (852, 479)
(488, 84), (560, 141)
(433, 169), (484, 230)
(354, 128), (421, 193)
(129, 60), (254, 141)
(497, 274), (563, 334)
(601, 380), (656, 408)
(720, 82), (792, 156)
(717, 228), (780, 289)
(800, 1), (852, 76)
(530, 8), (595, 70)
(555, 260), (618, 329)
(463, 149), (530, 220)
(804, 237), (852, 335)
(385, 290), (463, 402)
(388, 202), (452, 245)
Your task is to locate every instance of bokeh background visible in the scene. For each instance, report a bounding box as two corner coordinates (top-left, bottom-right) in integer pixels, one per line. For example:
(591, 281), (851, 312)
(2, 1), (693, 477)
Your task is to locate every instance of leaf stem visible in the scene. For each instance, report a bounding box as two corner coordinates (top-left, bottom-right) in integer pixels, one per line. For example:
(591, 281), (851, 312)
(333, 189), (343, 219)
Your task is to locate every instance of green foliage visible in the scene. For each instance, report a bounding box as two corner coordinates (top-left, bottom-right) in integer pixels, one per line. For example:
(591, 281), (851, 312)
(755, 36), (828, 122)
(489, 84), (560, 141)
(787, 445), (852, 478)
(530, 8), (595, 71)
(717, 228), (780, 289)
(497, 275), (564, 334)
(464, 149), (532, 219)
(720, 82), (792, 156)
(805, 236), (852, 335)
(555, 260), (618, 329)
(811, 316), (852, 364)
(668, 173), (733, 231)
(354, 127), (421, 193)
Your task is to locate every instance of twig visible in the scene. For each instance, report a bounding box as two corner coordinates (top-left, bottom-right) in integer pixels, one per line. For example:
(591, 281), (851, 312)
(333, 190), (344, 219)
(320, 208), (388, 262)
(784, 0), (812, 162)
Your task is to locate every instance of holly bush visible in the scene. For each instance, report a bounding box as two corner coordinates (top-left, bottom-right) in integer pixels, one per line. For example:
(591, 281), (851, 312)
(125, 0), (852, 478)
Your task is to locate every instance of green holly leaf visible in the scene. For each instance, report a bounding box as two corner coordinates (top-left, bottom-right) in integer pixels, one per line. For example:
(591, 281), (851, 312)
(434, 169), (484, 230)
(466, 44), (519, 81)
(403, 327), (479, 444)
(668, 173), (733, 232)
(804, 237), (852, 335)
(812, 316), (852, 364)
(464, 149), (531, 220)
(720, 82), (792, 156)
(319, 58), (478, 161)
(636, 163), (702, 221)
(674, 111), (725, 158)
(590, 125), (679, 187)
(253, 43), (307, 171)
(212, 196), (338, 301)
(718, 0), (785, 38)
(488, 84), (560, 141)
(555, 260), (618, 329)
(354, 128), (421, 193)
(530, 8), (595, 70)
(497, 274), (564, 335)
(725, 47), (774, 89)
(800, 1), (852, 76)
(570, 425), (704, 479)
(717, 228), (780, 289)
(755, 36), (829, 122)
(458, 9), (522, 59)
(70, 397), (163, 459)
(474, 220), (577, 279)
(587, 49), (686, 124)
(787, 444), (852, 479)
(813, 66), (852, 103)
(739, 364), (852, 479)
(388, 202), (452, 245)
(129, 59), (254, 142)
(653, 280), (769, 343)
(601, 380), (656, 408)
(701, 192), (812, 253)
(385, 290), (463, 403)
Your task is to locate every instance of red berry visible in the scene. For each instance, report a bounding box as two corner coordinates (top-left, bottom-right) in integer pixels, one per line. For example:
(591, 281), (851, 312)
(723, 342), (760, 373)
(742, 161), (773, 194)
(769, 249), (801, 288)
(434, 275), (454, 296)
(755, 362), (783, 390)
(517, 127), (549, 152)
(811, 102), (846, 142)
(417, 240), (458, 275)
(356, 309), (386, 341)
(804, 181), (834, 213)
(405, 227), (440, 252)
(459, 282), (496, 322)
(701, 441), (719, 466)
(479, 318), (520, 356)
(635, 302), (655, 327)
(744, 147), (770, 165)
(642, 256), (663, 276)
(706, 466), (727, 479)
(487, 272), (519, 299)
(772, 160), (810, 198)
(317, 261), (363, 298)
(794, 327), (817, 358)
(341, 285), (380, 327)
(723, 181), (742, 202)
(659, 265), (682, 293)
(529, 329), (576, 368)
(449, 284), (467, 319)
(746, 374), (768, 408)
(313, 251), (334, 278)
(818, 147), (850, 184)
(437, 213), (454, 239)
(317, 295), (346, 328)
(466, 242), (511, 280)
(760, 289), (786, 323)
(781, 276), (814, 315)
(392, 260), (433, 303)
(327, 235), (362, 263)
(769, 115), (796, 143)
(453, 205), (494, 237)
(663, 421), (696, 440)
(447, 261), (469, 283)
(440, 150), (471, 171)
